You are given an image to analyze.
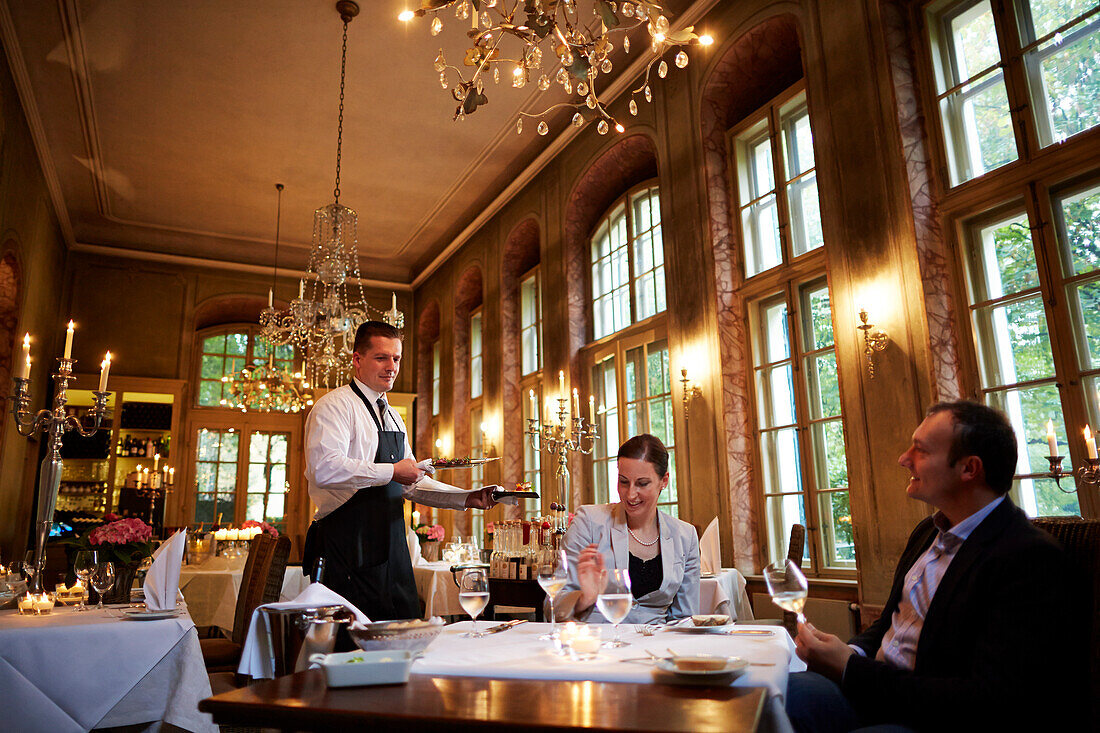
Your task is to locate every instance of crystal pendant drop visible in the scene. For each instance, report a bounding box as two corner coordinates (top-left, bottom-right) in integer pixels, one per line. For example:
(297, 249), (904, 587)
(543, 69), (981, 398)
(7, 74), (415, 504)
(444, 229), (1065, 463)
(457, 1), (470, 20)
(538, 74), (550, 91)
(623, 36), (630, 53)
(493, 67), (500, 83)
(586, 93), (597, 109)
(480, 11), (490, 26)
(440, 72), (448, 89)
(571, 112), (583, 127)
(564, 78), (573, 94)
(556, 68), (569, 84)
(658, 60), (668, 78)
(486, 0), (497, 6)
(629, 99), (638, 116)
(601, 58), (612, 74)
(577, 81), (589, 96)
(516, 117), (523, 134)
(537, 121), (549, 136)
(476, 78), (484, 94)
(597, 119), (609, 135)
(656, 15), (670, 33)
(644, 85), (652, 102)
(434, 50), (446, 72)
(622, 2), (633, 17)
(431, 16), (443, 35)
(675, 50), (688, 68)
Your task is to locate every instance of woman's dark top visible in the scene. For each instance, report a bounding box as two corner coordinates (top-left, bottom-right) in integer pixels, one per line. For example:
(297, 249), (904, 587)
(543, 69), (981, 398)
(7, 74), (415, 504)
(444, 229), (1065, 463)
(629, 551), (663, 599)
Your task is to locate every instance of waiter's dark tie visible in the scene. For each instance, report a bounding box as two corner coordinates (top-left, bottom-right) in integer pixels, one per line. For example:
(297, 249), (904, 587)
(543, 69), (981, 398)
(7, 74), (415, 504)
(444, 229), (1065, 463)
(376, 397), (387, 428)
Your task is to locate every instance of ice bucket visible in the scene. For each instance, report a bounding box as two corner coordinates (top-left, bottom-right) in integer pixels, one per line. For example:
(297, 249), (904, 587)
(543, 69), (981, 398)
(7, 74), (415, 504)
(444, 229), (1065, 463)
(260, 604), (354, 677)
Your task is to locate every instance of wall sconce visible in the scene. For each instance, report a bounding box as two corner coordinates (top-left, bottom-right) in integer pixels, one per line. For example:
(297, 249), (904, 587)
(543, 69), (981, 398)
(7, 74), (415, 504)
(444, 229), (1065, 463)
(857, 309), (890, 379)
(479, 421), (495, 455)
(680, 368), (703, 416)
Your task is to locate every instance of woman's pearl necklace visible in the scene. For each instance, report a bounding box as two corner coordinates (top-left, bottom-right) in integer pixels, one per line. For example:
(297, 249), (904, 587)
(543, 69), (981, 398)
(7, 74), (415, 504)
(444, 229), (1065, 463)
(627, 526), (659, 546)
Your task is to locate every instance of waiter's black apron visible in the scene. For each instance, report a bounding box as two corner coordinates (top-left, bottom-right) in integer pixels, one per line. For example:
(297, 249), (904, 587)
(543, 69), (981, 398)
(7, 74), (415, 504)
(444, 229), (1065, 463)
(302, 383), (419, 620)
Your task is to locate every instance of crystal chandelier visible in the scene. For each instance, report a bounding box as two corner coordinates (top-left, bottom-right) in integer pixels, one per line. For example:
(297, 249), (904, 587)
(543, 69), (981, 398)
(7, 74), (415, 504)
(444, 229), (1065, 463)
(219, 357), (315, 413)
(398, 0), (713, 137)
(260, 0), (404, 389)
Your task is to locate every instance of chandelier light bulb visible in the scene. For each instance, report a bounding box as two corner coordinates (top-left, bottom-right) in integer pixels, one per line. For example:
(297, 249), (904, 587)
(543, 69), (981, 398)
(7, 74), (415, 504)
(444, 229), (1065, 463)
(699, 34), (714, 45)
(653, 32), (665, 43)
(615, 122), (624, 133)
(398, 9), (414, 21)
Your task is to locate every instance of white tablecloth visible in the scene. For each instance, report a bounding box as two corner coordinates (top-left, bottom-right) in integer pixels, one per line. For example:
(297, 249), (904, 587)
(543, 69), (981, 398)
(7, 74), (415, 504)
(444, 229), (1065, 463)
(700, 568), (754, 621)
(418, 621), (801, 733)
(0, 604), (215, 732)
(413, 561), (463, 618)
(179, 563), (311, 634)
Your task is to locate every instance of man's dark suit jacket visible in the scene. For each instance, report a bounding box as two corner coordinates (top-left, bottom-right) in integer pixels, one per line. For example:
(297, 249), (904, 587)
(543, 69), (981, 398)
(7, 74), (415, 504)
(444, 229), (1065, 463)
(842, 498), (1087, 731)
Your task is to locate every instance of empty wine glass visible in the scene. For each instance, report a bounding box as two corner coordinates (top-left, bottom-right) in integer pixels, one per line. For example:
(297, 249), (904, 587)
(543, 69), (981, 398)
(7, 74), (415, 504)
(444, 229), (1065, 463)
(763, 558), (808, 624)
(537, 549), (569, 642)
(73, 551), (96, 612)
(596, 568), (632, 648)
(458, 568), (490, 638)
(91, 561), (116, 611)
(21, 551), (41, 592)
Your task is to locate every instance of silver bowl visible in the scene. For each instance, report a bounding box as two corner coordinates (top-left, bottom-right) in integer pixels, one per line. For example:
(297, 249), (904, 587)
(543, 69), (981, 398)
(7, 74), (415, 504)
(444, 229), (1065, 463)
(348, 617), (444, 655)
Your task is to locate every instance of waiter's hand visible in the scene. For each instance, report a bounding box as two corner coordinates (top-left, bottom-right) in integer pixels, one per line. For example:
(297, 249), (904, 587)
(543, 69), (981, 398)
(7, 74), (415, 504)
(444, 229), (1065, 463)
(464, 486), (498, 509)
(392, 458), (425, 485)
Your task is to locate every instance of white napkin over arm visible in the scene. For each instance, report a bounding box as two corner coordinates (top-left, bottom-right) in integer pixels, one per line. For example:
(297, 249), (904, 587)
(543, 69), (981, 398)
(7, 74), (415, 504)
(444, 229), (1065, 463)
(407, 527), (423, 566)
(238, 582), (371, 679)
(143, 529), (186, 611)
(699, 517), (721, 575)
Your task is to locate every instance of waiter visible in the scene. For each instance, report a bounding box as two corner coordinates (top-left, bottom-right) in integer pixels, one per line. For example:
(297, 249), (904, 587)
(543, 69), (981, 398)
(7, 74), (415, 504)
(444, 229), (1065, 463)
(303, 320), (498, 620)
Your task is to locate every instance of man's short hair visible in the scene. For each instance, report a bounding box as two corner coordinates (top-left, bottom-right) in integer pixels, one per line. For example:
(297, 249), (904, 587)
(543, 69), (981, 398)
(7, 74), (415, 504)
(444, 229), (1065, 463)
(926, 400), (1017, 495)
(353, 321), (402, 354)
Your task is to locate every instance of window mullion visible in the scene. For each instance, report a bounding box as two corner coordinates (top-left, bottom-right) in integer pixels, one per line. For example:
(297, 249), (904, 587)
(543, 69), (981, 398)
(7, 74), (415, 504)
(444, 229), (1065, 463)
(993, 0), (1037, 161)
(624, 194), (639, 326)
(787, 282), (822, 574)
(768, 106), (794, 266)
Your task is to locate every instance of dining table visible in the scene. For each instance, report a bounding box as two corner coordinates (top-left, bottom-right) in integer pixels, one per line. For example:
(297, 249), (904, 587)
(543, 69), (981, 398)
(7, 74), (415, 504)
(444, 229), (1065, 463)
(207, 620), (802, 732)
(0, 602), (216, 732)
(179, 561), (311, 633)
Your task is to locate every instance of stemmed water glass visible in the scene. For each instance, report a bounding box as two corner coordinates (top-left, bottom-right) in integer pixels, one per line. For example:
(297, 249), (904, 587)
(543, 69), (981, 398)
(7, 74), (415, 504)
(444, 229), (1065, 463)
(763, 558), (808, 624)
(22, 551), (41, 592)
(73, 551), (96, 611)
(596, 568), (632, 648)
(90, 561), (116, 611)
(537, 549), (569, 642)
(458, 568), (490, 638)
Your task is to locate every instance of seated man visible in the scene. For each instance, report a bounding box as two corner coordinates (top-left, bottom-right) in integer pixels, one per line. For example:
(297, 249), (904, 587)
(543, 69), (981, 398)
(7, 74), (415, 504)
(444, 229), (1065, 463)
(787, 401), (1086, 732)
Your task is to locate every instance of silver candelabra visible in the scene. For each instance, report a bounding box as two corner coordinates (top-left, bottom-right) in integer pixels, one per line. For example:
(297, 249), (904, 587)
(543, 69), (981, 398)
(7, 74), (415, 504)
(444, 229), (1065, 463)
(525, 395), (598, 512)
(10, 358), (110, 592)
(1046, 454), (1100, 492)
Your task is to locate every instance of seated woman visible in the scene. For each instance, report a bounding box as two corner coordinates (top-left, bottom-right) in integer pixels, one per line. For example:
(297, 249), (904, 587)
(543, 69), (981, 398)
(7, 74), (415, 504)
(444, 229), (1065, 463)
(556, 433), (700, 625)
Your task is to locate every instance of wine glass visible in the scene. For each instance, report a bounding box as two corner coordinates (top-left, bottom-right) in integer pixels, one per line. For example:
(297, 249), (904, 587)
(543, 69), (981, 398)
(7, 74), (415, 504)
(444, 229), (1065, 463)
(21, 551), (41, 592)
(458, 568), (490, 638)
(90, 561), (116, 611)
(537, 549), (569, 642)
(763, 558), (808, 624)
(73, 551), (97, 611)
(596, 568), (633, 648)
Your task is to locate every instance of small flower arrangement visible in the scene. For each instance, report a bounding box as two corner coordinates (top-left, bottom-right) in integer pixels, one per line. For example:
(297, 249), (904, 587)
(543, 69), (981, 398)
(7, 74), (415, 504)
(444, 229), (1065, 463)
(414, 523), (445, 543)
(241, 519), (279, 538)
(485, 521), (496, 536)
(64, 517), (154, 566)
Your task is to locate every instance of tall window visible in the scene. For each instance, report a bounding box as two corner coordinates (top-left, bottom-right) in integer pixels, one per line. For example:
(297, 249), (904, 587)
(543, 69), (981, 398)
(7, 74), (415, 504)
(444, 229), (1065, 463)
(960, 179), (1100, 517)
(431, 342), (441, 416)
(246, 431), (290, 534)
(470, 310), (483, 399)
(520, 268), (543, 375)
(590, 331), (678, 516)
(925, 0), (1099, 186)
(591, 182), (666, 339)
(197, 328), (295, 409)
(194, 427), (239, 527)
(734, 88), (824, 278)
(750, 280), (851, 571)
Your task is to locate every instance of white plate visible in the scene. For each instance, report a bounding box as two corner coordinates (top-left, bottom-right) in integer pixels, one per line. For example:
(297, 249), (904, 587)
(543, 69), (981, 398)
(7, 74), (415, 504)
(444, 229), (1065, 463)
(665, 622), (735, 634)
(652, 656), (748, 685)
(120, 608), (181, 620)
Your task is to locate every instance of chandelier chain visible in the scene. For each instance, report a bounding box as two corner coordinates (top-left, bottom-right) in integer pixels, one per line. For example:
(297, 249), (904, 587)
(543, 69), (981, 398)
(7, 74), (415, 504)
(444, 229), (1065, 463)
(333, 20), (348, 204)
(271, 183), (283, 294)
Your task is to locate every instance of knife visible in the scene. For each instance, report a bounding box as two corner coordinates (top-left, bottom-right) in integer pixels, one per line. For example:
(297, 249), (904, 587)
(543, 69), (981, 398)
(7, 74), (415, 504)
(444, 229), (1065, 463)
(483, 619), (528, 634)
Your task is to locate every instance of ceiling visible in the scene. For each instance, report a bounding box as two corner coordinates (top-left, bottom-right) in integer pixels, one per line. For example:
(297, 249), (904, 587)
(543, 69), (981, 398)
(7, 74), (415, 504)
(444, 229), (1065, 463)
(0, 0), (687, 286)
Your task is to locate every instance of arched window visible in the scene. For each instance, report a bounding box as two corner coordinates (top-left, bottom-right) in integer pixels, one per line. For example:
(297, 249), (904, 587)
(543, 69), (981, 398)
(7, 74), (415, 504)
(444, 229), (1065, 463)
(195, 325), (295, 408)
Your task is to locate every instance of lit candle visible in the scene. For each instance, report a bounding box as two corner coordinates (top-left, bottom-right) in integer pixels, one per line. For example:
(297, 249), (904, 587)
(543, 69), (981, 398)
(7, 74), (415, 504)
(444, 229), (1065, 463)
(1046, 419), (1058, 457)
(169, 467), (175, 482)
(18, 593), (33, 613)
(163, 466), (169, 484)
(142, 468), (150, 488)
(298, 279), (305, 299)
(391, 292), (397, 312)
(20, 334), (30, 378)
(268, 288), (273, 308)
(528, 389), (537, 419)
(1085, 425), (1097, 460)
(559, 370), (565, 396)
(572, 388), (580, 416)
(63, 320), (74, 359)
(589, 395), (595, 424)
(33, 593), (54, 613)
(214, 528), (228, 541)
(153, 453), (160, 472)
(412, 510), (421, 526)
(98, 351), (111, 391)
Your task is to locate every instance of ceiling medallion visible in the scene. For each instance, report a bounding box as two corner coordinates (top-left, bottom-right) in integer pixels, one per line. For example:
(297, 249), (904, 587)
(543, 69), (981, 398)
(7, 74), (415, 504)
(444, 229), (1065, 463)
(399, 0), (714, 136)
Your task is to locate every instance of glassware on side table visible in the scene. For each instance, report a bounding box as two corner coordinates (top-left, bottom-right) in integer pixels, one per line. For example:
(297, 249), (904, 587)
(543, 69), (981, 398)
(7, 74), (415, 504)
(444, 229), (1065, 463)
(597, 568), (632, 648)
(458, 568), (490, 638)
(537, 549), (569, 642)
(763, 558), (808, 624)
(73, 551), (96, 612)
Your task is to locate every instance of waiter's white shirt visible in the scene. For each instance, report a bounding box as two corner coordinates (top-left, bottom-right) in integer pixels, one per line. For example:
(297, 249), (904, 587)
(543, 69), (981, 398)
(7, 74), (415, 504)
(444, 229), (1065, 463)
(305, 377), (466, 520)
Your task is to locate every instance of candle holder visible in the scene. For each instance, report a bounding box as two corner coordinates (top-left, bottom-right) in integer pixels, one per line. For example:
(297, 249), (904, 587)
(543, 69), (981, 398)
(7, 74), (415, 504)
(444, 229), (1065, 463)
(135, 475), (174, 526)
(10, 358), (111, 593)
(1045, 454), (1100, 493)
(525, 395), (598, 513)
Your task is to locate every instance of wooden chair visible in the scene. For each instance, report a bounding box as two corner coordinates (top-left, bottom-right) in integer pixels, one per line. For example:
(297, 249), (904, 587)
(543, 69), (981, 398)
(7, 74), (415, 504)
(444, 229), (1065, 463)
(201, 534), (291, 673)
(1031, 516), (1099, 727)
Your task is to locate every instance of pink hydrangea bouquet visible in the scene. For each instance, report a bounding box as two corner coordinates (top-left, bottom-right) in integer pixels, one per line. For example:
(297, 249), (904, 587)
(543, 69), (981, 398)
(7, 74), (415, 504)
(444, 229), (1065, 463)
(65, 517), (155, 565)
(414, 523), (445, 543)
(241, 519), (279, 538)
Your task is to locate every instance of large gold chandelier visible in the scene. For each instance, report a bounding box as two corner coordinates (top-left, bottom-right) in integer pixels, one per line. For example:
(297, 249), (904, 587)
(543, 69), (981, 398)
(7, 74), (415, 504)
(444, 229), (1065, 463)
(220, 355), (315, 413)
(260, 1), (404, 389)
(398, 0), (713, 136)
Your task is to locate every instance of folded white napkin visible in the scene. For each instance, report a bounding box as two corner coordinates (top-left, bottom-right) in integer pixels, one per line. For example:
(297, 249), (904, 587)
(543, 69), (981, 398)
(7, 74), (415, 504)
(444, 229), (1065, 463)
(237, 582), (370, 679)
(406, 527), (423, 566)
(144, 529), (186, 611)
(700, 517), (721, 575)
(413, 476), (517, 506)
